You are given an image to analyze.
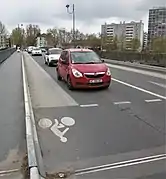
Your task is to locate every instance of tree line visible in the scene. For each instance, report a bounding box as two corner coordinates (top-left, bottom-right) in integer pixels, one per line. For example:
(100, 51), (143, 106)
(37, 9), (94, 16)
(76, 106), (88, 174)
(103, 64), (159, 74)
(0, 21), (166, 53)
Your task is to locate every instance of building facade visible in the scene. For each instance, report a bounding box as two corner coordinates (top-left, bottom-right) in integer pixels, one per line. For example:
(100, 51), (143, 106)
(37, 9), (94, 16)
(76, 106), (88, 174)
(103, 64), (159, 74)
(0, 35), (6, 49)
(143, 32), (148, 49)
(36, 36), (47, 47)
(101, 20), (144, 51)
(148, 7), (166, 46)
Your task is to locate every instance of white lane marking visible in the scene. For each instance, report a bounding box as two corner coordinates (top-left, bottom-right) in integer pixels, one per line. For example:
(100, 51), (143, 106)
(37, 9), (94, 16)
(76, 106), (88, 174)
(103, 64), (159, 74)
(112, 78), (166, 100)
(0, 169), (20, 175)
(145, 99), (162, 103)
(61, 117), (75, 126)
(38, 117), (75, 143)
(38, 118), (53, 129)
(75, 153), (166, 176)
(149, 81), (166, 89)
(114, 101), (131, 105)
(80, 104), (99, 107)
(107, 63), (166, 79)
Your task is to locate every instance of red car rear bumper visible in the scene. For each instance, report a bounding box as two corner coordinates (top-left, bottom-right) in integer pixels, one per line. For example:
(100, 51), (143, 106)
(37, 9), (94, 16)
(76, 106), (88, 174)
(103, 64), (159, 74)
(71, 75), (111, 89)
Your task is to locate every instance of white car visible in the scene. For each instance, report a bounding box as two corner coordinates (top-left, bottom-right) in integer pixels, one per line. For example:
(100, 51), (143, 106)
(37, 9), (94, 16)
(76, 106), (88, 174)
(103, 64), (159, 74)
(31, 47), (42, 56)
(44, 48), (62, 66)
(27, 46), (35, 53)
(17, 47), (21, 52)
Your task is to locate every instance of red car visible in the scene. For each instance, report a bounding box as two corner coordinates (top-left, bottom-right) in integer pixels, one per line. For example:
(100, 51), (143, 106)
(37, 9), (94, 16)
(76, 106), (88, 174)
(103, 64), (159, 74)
(56, 48), (111, 90)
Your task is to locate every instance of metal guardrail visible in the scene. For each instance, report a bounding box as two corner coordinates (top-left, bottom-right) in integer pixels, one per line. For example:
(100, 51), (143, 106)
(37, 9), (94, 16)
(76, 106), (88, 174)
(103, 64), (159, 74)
(99, 51), (166, 67)
(0, 48), (16, 64)
(103, 59), (166, 74)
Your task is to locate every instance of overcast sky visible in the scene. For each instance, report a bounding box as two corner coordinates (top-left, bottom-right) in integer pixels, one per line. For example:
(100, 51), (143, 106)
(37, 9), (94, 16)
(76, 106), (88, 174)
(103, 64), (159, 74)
(0, 0), (165, 34)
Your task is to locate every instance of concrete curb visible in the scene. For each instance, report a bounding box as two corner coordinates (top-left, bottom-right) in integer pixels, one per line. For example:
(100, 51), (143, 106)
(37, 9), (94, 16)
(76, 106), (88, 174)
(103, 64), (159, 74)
(22, 54), (46, 179)
(103, 59), (166, 74)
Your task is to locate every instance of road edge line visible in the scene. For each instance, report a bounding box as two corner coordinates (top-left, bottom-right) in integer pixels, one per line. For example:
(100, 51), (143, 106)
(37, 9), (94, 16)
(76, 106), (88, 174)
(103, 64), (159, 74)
(22, 53), (46, 179)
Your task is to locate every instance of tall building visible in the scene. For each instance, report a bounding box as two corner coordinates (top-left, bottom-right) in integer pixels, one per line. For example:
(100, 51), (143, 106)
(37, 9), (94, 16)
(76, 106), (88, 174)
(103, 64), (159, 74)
(101, 20), (144, 51)
(143, 32), (148, 49)
(148, 7), (166, 46)
(0, 35), (6, 48)
(36, 35), (47, 47)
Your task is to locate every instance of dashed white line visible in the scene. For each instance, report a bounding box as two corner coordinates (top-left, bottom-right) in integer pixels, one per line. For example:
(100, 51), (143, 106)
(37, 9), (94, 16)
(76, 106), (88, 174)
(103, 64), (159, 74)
(145, 99), (162, 103)
(80, 104), (99, 107)
(114, 101), (131, 105)
(149, 81), (166, 89)
(112, 78), (166, 100)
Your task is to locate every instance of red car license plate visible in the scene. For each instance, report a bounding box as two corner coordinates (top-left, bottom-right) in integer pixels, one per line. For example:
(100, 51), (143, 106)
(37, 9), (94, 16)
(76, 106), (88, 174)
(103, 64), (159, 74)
(89, 79), (103, 83)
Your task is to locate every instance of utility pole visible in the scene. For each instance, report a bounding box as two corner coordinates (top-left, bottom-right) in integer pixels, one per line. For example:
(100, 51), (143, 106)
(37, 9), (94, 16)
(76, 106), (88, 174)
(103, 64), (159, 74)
(17, 24), (23, 48)
(66, 4), (75, 47)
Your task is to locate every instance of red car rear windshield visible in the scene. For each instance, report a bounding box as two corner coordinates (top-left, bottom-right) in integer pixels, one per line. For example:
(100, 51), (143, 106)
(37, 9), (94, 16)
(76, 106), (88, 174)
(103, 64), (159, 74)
(71, 51), (102, 64)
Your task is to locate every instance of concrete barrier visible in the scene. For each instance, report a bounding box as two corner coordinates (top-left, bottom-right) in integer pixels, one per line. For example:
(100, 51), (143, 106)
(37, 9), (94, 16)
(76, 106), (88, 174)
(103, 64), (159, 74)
(103, 59), (166, 74)
(0, 48), (16, 64)
(22, 53), (45, 179)
(99, 51), (166, 68)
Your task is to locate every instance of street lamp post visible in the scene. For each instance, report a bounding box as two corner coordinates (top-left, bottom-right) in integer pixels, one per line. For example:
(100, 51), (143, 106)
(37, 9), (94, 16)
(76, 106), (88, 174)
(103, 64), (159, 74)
(66, 4), (75, 47)
(18, 24), (23, 48)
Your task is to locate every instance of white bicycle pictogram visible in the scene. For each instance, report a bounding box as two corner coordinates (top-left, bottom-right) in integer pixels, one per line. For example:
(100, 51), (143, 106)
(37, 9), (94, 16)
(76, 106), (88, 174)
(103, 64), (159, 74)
(38, 117), (75, 143)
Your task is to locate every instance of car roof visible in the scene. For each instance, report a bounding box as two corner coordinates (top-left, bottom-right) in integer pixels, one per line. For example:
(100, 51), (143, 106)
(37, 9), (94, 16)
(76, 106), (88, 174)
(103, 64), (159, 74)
(33, 47), (40, 49)
(66, 48), (93, 52)
(49, 48), (62, 50)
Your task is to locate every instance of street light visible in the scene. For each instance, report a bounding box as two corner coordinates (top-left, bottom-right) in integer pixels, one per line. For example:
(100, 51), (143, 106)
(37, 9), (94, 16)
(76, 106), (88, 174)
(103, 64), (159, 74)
(18, 24), (24, 48)
(66, 4), (75, 46)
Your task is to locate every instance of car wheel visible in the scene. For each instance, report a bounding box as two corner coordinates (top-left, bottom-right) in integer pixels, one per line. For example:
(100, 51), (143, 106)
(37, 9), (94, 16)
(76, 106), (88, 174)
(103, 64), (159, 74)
(57, 70), (62, 81)
(67, 76), (74, 90)
(104, 84), (110, 89)
(48, 62), (51, 66)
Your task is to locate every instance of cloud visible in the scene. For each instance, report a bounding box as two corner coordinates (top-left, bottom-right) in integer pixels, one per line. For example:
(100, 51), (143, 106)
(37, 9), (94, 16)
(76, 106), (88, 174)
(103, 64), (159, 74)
(137, 0), (166, 11)
(0, 0), (165, 33)
(59, 0), (143, 21)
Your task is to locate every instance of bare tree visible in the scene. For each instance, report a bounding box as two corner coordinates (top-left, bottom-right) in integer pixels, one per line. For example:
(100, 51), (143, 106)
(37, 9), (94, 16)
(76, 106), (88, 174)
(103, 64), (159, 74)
(47, 28), (59, 46)
(26, 24), (41, 46)
(0, 21), (7, 35)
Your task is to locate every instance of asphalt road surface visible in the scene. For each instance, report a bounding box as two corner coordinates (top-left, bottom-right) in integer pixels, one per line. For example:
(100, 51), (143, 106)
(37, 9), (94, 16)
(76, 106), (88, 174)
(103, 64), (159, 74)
(0, 53), (25, 178)
(25, 53), (166, 179)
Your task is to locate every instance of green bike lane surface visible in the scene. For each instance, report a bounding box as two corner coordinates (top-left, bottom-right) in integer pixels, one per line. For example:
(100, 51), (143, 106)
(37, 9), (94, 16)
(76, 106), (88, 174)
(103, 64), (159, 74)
(25, 54), (165, 178)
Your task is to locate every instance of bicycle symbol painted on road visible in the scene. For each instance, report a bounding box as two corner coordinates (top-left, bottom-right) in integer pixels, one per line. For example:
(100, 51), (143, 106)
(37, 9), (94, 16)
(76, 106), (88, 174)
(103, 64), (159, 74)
(38, 117), (75, 143)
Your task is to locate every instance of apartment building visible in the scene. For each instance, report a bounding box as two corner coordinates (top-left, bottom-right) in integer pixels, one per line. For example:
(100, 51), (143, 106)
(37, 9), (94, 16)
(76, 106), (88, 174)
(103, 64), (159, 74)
(36, 35), (47, 47)
(148, 7), (166, 46)
(143, 32), (148, 49)
(101, 20), (144, 51)
(0, 35), (6, 48)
